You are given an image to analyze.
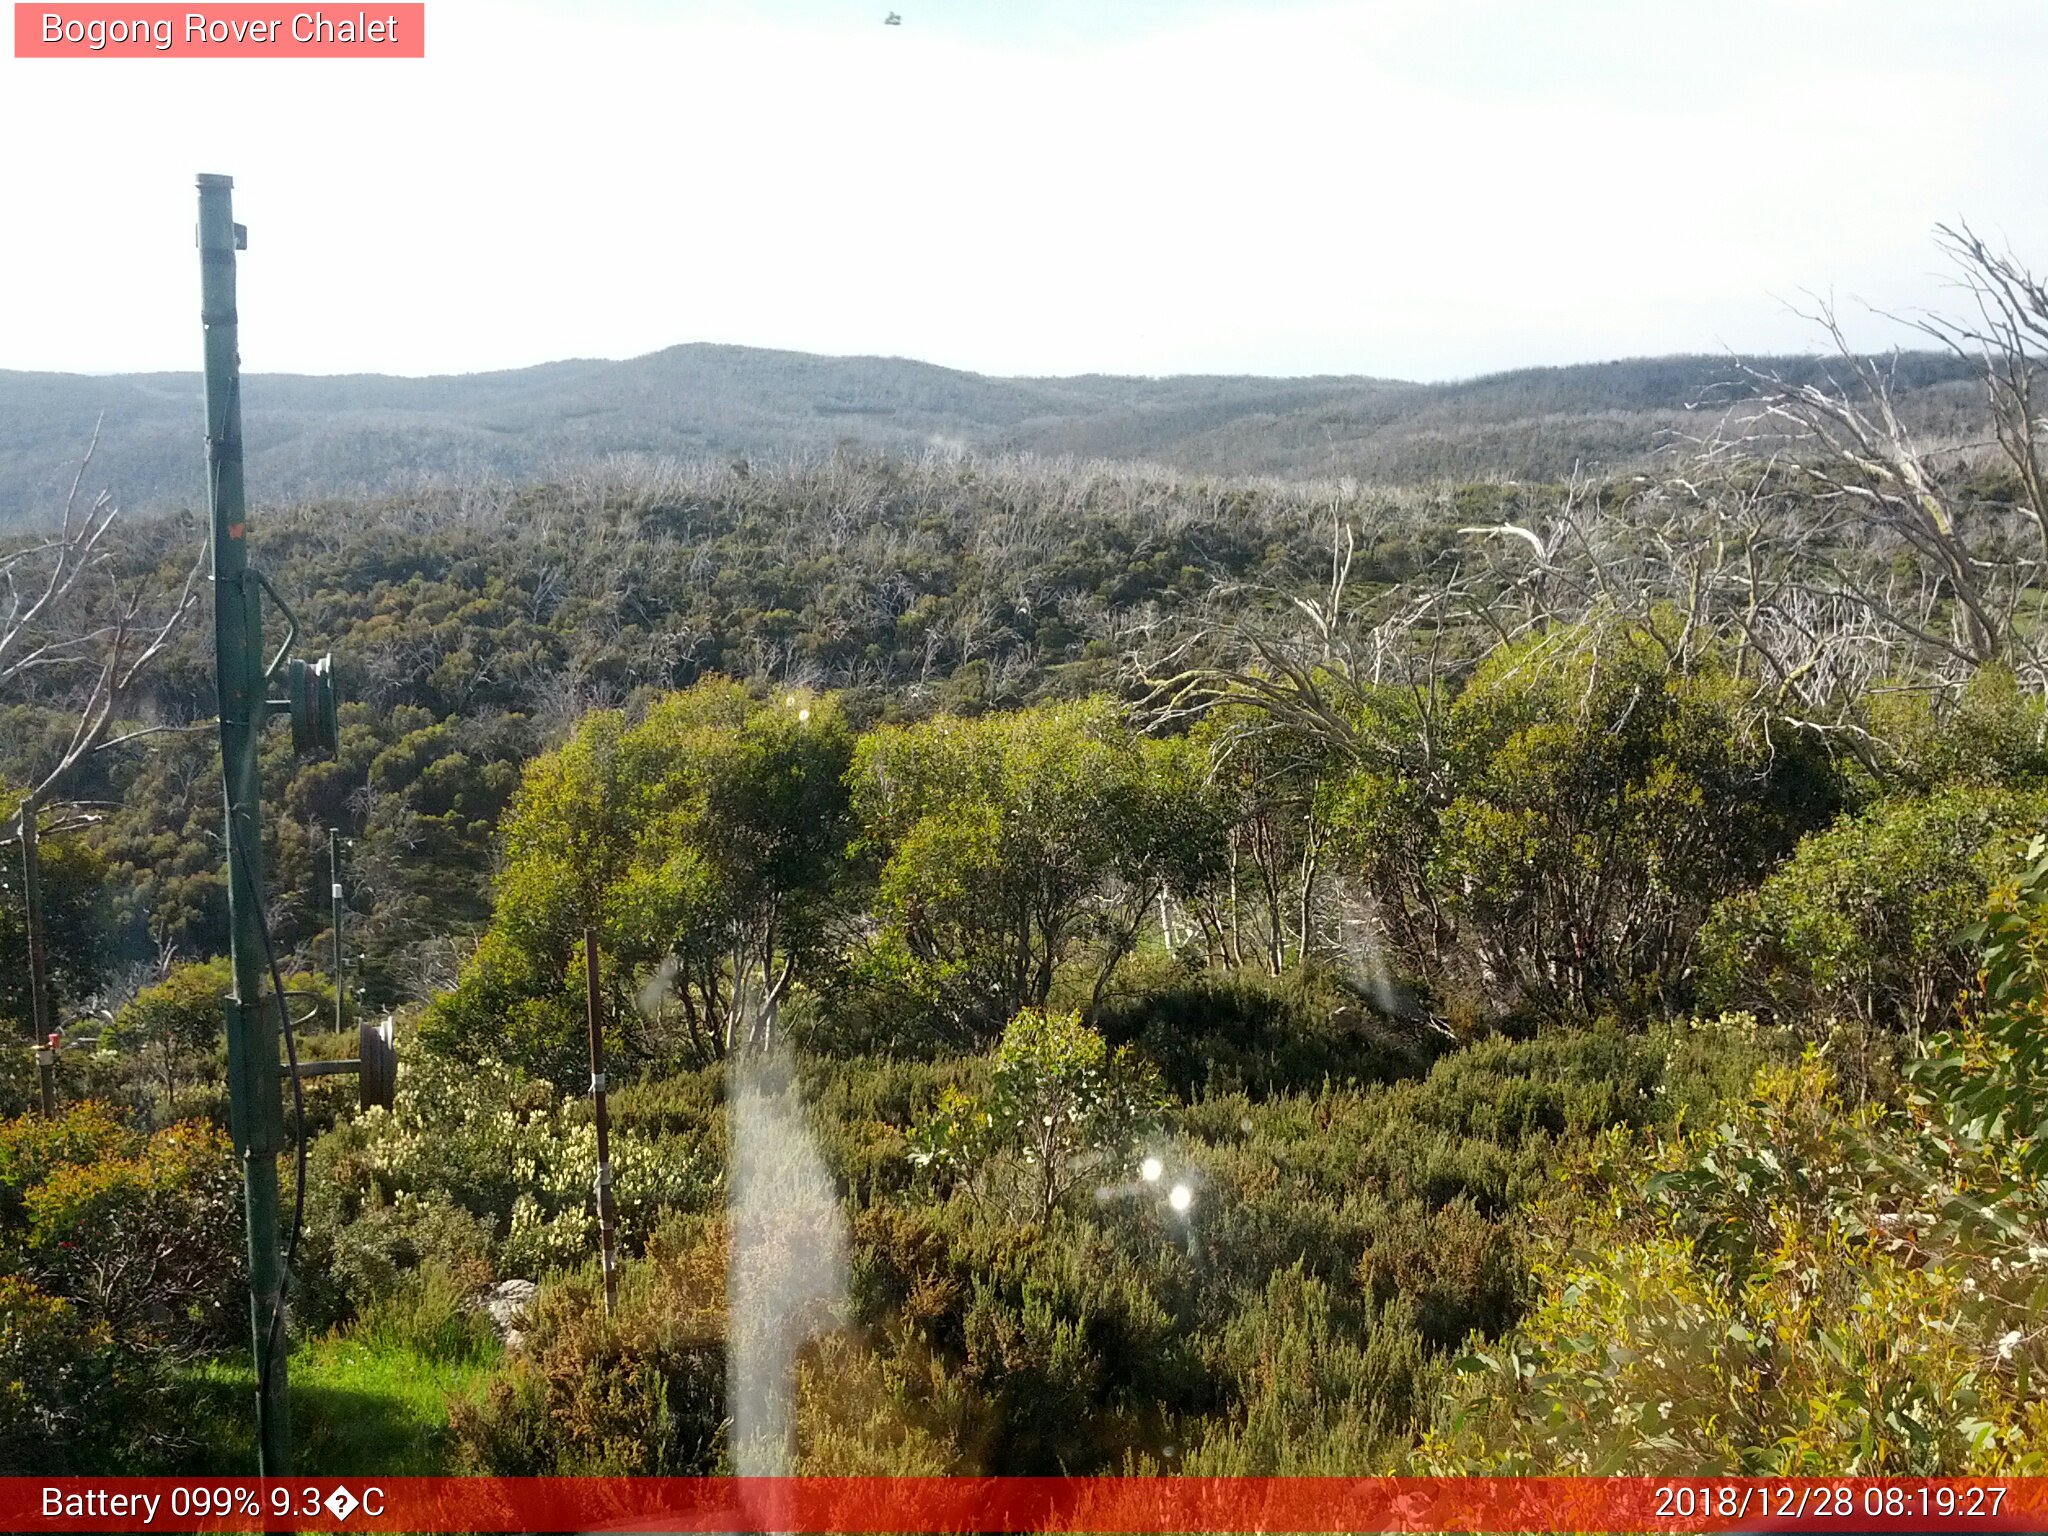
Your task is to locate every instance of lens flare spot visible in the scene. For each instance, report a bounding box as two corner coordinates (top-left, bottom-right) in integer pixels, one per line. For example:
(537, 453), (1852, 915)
(1140, 1157), (1164, 1182)
(1168, 1184), (1193, 1213)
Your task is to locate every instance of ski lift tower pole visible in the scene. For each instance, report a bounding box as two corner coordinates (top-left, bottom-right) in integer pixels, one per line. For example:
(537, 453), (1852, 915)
(199, 172), (291, 1477)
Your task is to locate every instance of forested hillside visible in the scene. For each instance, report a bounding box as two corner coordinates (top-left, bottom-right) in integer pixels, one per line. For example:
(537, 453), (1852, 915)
(8, 241), (2048, 1482)
(0, 345), (1983, 525)
(3, 454), (1484, 1000)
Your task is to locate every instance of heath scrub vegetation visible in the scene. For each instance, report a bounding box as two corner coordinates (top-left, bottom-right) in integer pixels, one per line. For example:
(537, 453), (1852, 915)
(17, 245), (2048, 1472)
(10, 632), (2048, 1477)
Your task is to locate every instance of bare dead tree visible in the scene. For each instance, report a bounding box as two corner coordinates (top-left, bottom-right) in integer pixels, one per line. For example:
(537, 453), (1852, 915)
(1456, 229), (2048, 751)
(1136, 516), (1475, 772)
(0, 422), (123, 696)
(1443, 451), (1970, 779)
(1916, 221), (2048, 621)
(1718, 278), (2044, 686)
(2, 433), (203, 1039)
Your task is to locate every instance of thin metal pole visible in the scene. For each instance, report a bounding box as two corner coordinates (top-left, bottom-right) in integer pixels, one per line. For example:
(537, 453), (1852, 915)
(35, 1037), (56, 1119)
(584, 926), (620, 1315)
(329, 829), (345, 1035)
(19, 795), (51, 1050)
(200, 171), (290, 1477)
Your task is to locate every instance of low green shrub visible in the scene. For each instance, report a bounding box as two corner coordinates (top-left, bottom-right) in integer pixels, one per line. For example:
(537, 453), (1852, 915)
(1180, 1269), (1434, 1474)
(347, 1262), (498, 1366)
(605, 1065), (722, 1137)
(1864, 664), (2048, 793)
(848, 1198), (1199, 1474)
(1425, 866), (2048, 1475)
(1356, 1196), (1518, 1348)
(450, 1220), (726, 1475)
(0, 1275), (125, 1474)
(318, 1194), (496, 1319)
(0, 1100), (134, 1225)
(1423, 1051), (2048, 1473)
(19, 1119), (242, 1354)
(908, 1009), (1165, 1224)
(1702, 784), (2048, 1038)
(304, 977), (1785, 1478)
(1, 1104), (240, 1356)
(0, 1104), (242, 1472)
(1095, 965), (1436, 1100)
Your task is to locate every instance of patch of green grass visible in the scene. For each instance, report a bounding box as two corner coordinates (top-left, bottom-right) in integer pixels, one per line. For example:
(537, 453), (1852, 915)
(173, 1330), (500, 1476)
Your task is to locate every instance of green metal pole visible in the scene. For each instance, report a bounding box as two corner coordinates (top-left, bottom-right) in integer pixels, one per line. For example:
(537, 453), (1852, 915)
(199, 172), (290, 1477)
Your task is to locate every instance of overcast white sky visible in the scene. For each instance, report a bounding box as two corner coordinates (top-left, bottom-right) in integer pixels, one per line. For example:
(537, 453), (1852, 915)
(5, 0), (2046, 380)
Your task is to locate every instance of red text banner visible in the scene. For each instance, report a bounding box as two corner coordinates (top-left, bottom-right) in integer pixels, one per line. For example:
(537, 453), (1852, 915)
(14, 4), (424, 57)
(4, 1476), (2046, 1533)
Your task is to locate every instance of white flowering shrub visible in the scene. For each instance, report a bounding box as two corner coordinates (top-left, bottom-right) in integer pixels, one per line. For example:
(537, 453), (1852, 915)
(310, 1047), (717, 1296)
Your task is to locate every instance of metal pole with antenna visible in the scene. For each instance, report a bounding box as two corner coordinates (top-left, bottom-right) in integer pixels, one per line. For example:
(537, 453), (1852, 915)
(199, 171), (292, 1476)
(198, 173), (348, 1476)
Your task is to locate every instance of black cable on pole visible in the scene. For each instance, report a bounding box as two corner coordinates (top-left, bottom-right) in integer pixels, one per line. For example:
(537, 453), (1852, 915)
(231, 835), (307, 1442)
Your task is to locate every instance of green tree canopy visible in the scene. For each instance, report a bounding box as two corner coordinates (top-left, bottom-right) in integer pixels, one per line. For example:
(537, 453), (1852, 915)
(1703, 784), (2048, 1038)
(104, 958), (231, 1109)
(424, 678), (856, 1081)
(0, 791), (109, 1038)
(1326, 618), (1841, 1020)
(850, 697), (1220, 1042)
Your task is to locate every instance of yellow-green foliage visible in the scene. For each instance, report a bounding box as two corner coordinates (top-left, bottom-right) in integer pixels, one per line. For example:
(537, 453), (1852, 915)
(1703, 785), (2048, 1037)
(424, 678), (857, 1081)
(850, 699), (1216, 1041)
(0, 1103), (241, 1356)
(0, 1104), (242, 1472)
(0, 1274), (118, 1474)
(19, 1120), (242, 1353)
(1864, 664), (2048, 792)
(1425, 1039), (2048, 1473)
(1423, 618), (1838, 1015)
(1914, 835), (2048, 1178)
(0, 1099), (133, 1218)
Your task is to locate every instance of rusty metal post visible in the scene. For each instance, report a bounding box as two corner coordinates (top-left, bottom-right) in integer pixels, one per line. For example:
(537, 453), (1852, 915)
(583, 926), (620, 1314)
(18, 796), (51, 1051)
(34, 1034), (57, 1119)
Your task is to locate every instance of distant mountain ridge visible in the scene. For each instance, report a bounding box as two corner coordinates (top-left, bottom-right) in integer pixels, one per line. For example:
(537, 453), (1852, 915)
(0, 342), (1984, 525)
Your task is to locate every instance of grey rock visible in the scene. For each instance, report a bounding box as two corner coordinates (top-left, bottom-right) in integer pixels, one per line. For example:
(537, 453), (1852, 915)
(482, 1278), (538, 1349)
